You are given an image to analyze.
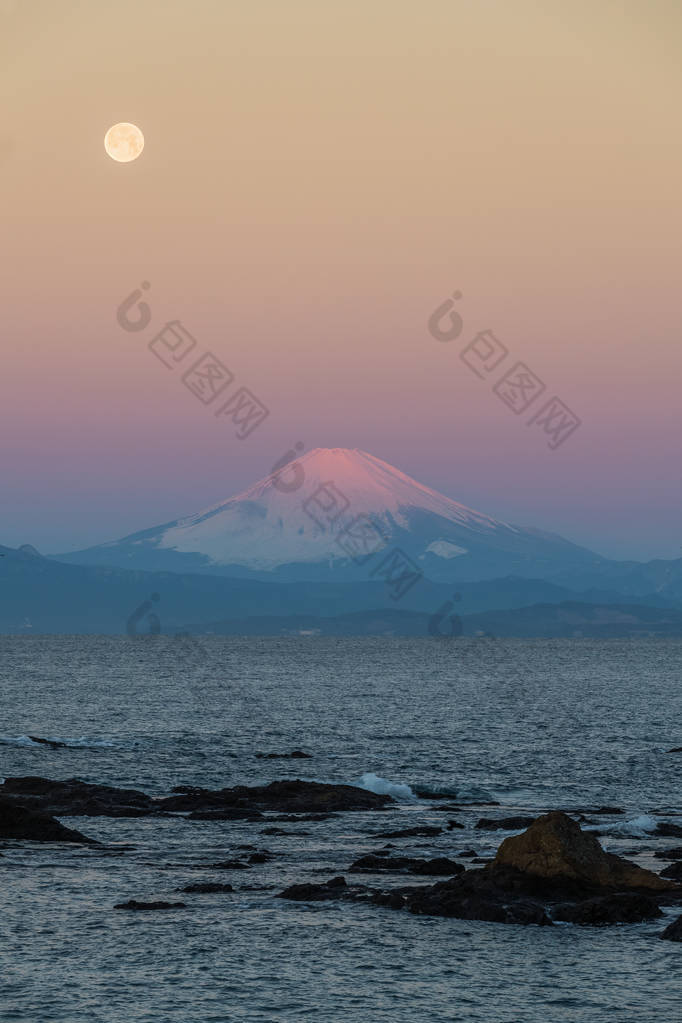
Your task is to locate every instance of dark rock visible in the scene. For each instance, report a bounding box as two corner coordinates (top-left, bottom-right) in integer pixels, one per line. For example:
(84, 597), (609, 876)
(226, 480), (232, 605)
(660, 862), (682, 880)
(114, 900), (186, 911)
(256, 751), (312, 759)
(666, 747), (682, 754)
(660, 915), (682, 940)
(278, 876), (348, 901)
(0, 797), (96, 844)
(476, 816), (535, 831)
(27, 736), (68, 749)
(406, 870), (552, 926)
(494, 811), (677, 893)
(247, 851), (274, 864)
(656, 822), (682, 839)
(446, 820), (464, 830)
(552, 893), (662, 925)
(0, 777), (155, 818)
(160, 779), (391, 815)
(350, 853), (464, 877)
(456, 850), (478, 858)
(375, 826), (442, 839)
(654, 847), (682, 860)
(178, 883), (234, 894)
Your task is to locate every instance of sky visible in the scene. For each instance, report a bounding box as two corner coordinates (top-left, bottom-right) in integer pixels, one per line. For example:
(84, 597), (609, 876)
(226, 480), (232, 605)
(1, 0), (681, 560)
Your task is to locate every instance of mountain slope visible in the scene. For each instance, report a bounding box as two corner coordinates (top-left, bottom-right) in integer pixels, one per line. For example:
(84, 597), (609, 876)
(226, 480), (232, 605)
(56, 448), (606, 583)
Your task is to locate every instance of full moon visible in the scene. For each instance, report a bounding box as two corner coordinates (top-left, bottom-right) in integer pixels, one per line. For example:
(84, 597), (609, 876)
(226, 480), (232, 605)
(104, 122), (144, 163)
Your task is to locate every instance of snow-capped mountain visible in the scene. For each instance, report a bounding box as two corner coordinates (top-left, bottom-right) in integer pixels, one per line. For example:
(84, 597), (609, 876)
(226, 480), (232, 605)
(56, 448), (606, 582)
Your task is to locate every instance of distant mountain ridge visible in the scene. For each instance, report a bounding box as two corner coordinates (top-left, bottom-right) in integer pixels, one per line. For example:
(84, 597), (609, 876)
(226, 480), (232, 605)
(1, 541), (681, 635)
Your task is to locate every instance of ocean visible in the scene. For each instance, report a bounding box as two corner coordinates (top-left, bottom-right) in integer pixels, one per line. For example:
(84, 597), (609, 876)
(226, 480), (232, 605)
(1, 636), (681, 1022)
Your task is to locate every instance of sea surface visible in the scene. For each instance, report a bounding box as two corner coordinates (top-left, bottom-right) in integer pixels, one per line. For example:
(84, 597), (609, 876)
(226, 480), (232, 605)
(1, 636), (681, 1022)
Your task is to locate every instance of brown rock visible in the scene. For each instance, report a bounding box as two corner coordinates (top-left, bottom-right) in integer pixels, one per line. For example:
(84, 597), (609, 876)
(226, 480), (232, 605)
(494, 811), (676, 893)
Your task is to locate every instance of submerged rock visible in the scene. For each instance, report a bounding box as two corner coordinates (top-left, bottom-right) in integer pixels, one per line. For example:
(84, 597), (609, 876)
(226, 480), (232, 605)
(178, 883), (234, 894)
(114, 900), (186, 911)
(375, 826), (442, 839)
(0, 797), (96, 844)
(256, 751), (312, 759)
(350, 853), (464, 876)
(188, 809), (264, 821)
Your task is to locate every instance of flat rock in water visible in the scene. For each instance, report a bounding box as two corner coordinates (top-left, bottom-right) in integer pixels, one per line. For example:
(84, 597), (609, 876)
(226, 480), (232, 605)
(654, 847), (682, 861)
(160, 779), (391, 814)
(552, 893), (662, 925)
(278, 877), (349, 901)
(404, 870), (552, 926)
(0, 797), (96, 844)
(656, 822), (682, 839)
(475, 816), (535, 831)
(27, 736), (68, 749)
(0, 777), (155, 818)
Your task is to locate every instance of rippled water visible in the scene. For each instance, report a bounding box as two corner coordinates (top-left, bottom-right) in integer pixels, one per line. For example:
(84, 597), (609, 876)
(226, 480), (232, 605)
(1, 636), (681, 1022)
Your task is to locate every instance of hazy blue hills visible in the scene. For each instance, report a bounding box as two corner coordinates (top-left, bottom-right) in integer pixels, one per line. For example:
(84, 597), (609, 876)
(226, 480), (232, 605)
(1, 543), (681, 636)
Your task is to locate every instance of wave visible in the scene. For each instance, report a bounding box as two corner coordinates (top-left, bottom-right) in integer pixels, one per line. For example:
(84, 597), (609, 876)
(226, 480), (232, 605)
(358, 773), (417, 801)
(585, 814), (657, 838)
(0, 734), (118, 750)
(357, 773), (496, 805)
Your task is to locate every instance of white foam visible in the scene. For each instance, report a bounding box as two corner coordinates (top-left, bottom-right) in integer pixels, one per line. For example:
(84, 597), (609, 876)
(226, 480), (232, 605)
(585, 814), (657, 838)
(358, 772), (416, 802)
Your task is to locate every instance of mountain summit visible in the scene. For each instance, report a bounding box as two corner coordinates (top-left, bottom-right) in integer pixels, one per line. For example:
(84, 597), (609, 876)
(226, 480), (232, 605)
(57, 448), (605, 582)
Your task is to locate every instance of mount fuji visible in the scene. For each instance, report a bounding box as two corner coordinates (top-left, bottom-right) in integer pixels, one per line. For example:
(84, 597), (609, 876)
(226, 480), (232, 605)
(57, 448), (606, 583)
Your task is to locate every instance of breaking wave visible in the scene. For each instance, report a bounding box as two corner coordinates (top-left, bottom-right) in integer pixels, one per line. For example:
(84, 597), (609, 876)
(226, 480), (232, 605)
(585, 814), (658, 838)
(357, 773), (417, 801)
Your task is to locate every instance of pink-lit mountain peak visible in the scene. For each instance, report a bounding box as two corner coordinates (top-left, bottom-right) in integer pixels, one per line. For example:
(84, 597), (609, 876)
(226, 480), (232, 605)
(195, 447), (506, 534)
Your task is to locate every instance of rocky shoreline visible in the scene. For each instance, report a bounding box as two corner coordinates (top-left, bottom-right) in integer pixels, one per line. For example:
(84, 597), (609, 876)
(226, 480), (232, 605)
(2, 775), (682, 941)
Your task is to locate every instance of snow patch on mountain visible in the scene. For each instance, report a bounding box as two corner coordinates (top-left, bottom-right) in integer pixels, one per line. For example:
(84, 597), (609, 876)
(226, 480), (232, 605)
(424, 540), (468, 559)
